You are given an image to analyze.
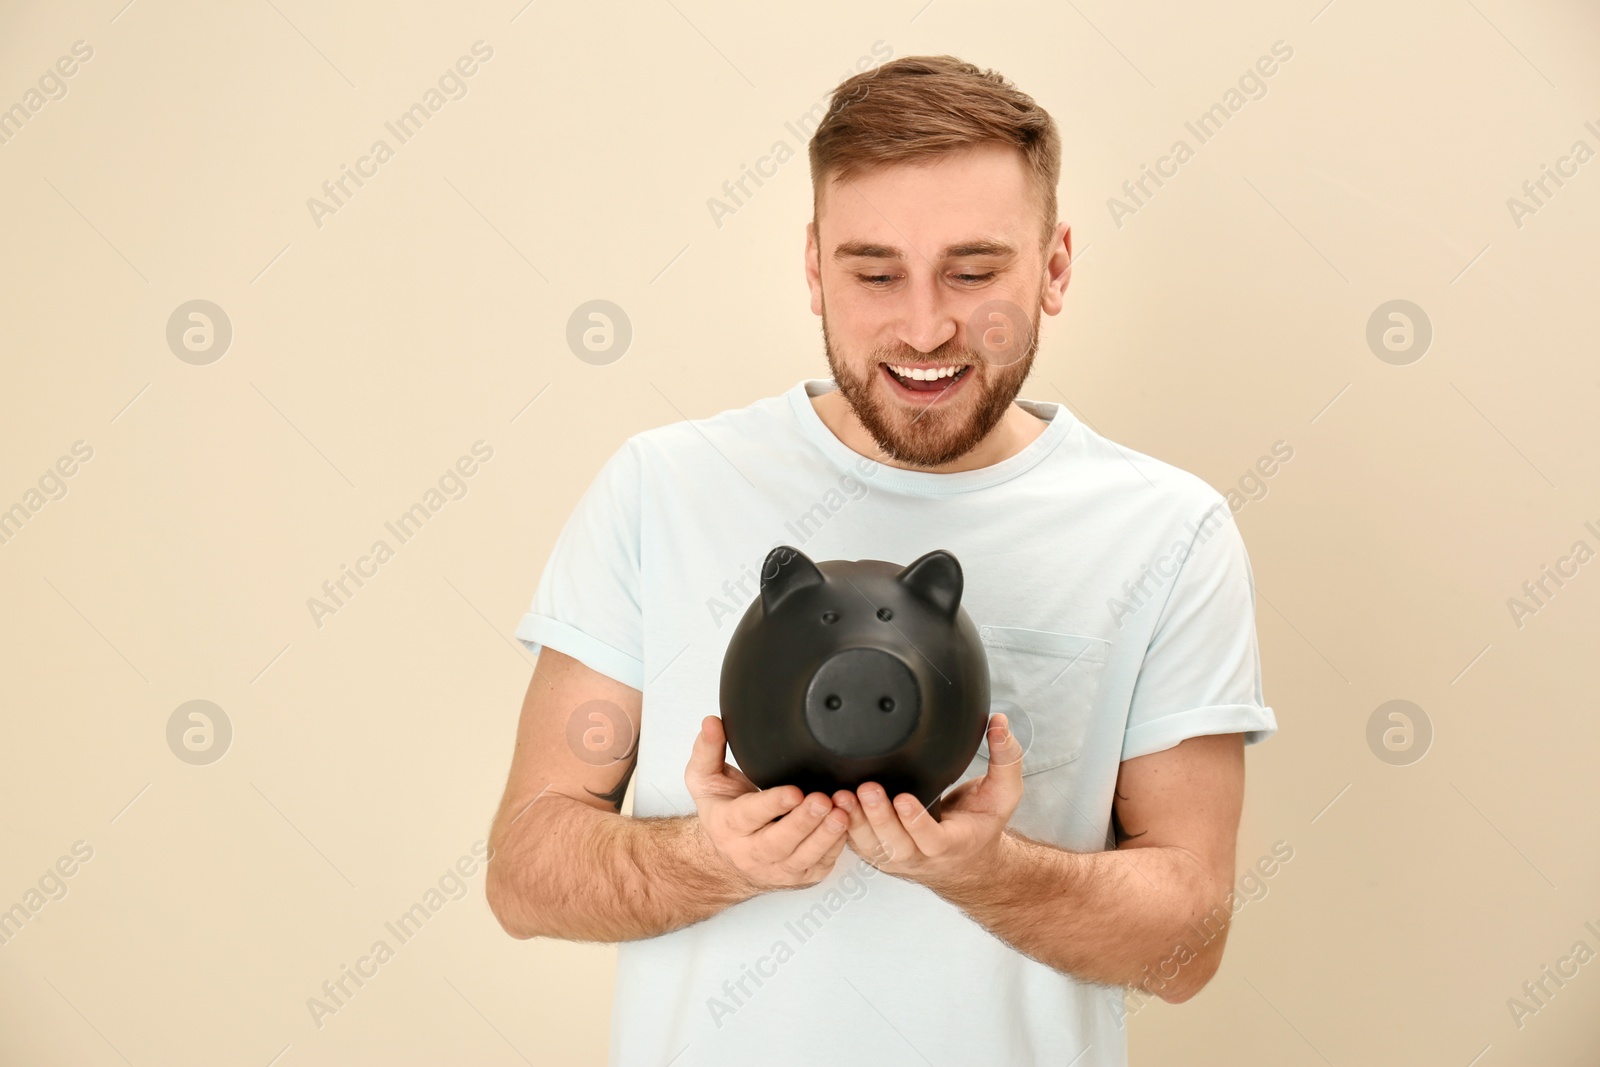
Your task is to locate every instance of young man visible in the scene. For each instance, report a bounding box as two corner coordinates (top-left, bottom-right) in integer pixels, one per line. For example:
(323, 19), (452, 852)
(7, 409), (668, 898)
(487, 55), (1277, 1066)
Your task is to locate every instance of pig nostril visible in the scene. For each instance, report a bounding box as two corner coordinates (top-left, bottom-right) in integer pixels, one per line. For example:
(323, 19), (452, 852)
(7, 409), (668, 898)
(825, 694), (842, 710)
(879, 697), (894, 712)
(821, 611), (839, 623)
(876, 607), (893, 621)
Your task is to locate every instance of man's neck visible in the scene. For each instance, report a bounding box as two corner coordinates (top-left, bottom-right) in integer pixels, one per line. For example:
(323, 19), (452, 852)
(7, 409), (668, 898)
(810, 388), (1050, 474)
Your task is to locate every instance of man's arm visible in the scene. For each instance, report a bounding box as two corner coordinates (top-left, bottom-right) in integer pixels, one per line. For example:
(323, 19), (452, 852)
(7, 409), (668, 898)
(485, 647), (851, 942)
(485, 647), (748, 941)
(840, 726), (1244, 1003)
(930, 732), (1245, 1002)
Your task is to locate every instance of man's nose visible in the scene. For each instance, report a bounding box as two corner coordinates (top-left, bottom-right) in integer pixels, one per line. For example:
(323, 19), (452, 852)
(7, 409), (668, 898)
(891, 277), (962, 356)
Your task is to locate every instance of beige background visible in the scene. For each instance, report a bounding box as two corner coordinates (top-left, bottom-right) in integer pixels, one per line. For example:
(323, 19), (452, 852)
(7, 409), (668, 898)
(1, 0), (1597, 1063)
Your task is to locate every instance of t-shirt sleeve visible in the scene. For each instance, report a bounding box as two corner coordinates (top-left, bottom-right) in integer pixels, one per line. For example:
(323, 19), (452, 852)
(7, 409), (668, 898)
(1120, 496), (1277, 761)
(513, 438), (646, 691)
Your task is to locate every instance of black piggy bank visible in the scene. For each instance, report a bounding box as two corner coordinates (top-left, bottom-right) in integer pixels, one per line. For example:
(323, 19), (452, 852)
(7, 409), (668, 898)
(718, 545), (990, 821)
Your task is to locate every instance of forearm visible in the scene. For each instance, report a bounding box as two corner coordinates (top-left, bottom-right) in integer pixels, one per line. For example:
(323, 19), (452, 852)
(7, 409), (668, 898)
(935, 832), (1230, 1001)
(487, 793), (757, 942)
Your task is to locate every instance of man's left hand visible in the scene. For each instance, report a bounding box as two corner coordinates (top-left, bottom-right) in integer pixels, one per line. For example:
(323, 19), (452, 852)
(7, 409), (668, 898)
(834, 713), (1025, 895)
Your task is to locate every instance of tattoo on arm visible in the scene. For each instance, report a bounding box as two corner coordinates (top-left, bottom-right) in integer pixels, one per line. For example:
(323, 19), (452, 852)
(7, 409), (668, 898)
(586, 740), (640, 813)
(1111, 786), (1147, 844)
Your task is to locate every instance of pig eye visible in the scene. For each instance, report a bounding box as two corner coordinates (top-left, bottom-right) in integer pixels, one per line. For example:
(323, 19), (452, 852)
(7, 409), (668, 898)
(825, 694), (842, 709)
(878, 697), (895, 712)
(821, 611), (839, 623)
(876, 607), (894, 621)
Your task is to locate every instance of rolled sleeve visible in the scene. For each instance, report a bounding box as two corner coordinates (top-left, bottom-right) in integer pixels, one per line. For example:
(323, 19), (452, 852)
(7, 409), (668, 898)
(514, 439), (645, 692)
(1121, 496), (1277, 762)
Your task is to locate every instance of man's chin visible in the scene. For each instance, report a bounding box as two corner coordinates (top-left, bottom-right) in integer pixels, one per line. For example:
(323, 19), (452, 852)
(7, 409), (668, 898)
(861, 402), (980, 468)
(860, 360), (1031, 467)
(879, 439), (972, 469)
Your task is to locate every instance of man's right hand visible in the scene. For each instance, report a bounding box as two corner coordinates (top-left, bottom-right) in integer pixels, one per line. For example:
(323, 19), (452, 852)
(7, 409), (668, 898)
(686, 714), (850, 893)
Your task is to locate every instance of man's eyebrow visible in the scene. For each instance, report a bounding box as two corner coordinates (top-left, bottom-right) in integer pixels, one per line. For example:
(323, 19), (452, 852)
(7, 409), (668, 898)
(832, 239), (1018, 261)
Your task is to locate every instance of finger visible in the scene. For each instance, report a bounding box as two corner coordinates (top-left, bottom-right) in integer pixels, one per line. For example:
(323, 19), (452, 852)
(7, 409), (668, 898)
(834, 790), (883, 861)
(686, 716), (765, 804)
(843, 813), (884, 867)
(830, 789), (861, 825)
(813, 823), (851, 873)
(982, 713), (1026, 794)
(892, 791), (948, 857)
(838, 790), (876, 844)
(785, 803), (850, 872)
(750, 791), (835, 857)
(856, 781), (919, 866)
(684, 715), (730, 792)
(723, 783), (807, 835)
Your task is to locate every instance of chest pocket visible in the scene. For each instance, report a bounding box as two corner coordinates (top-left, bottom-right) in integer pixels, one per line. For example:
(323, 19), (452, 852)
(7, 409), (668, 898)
(972, 625), (1112, 776)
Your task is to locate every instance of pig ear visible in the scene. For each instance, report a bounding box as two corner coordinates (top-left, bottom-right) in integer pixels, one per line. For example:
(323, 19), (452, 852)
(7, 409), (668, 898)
(895, 549), (963, 617)
(760, 545), (824, 613)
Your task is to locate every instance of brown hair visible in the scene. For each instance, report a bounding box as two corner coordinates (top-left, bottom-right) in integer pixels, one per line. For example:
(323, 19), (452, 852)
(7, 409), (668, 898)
(808, 54), (1061, 251)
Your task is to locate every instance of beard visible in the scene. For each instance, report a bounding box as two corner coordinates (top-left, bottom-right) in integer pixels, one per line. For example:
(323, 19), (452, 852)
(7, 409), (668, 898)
(820, 296), (1041, 469)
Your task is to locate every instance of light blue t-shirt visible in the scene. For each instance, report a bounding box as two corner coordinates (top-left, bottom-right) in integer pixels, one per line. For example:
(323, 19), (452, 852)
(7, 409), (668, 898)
(516, 377), (1277, 1067)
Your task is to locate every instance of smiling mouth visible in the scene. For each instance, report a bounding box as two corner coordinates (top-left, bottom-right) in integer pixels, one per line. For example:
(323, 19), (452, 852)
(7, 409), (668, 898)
(882, 363), (973, 392)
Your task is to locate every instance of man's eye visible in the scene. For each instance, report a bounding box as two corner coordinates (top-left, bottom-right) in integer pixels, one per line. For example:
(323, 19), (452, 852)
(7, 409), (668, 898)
(856, 271), (995, 287)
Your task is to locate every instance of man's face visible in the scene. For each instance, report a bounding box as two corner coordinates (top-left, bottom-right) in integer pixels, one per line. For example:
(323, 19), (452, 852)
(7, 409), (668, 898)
(805, 142), (1067, 468)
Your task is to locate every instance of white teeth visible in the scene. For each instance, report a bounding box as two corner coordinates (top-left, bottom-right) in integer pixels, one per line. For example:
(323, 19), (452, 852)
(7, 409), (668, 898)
(888, 364), (964, 381)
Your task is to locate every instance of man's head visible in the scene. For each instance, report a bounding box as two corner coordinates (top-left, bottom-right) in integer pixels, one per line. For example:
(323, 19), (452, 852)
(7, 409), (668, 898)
(804, 55), (1069, 469)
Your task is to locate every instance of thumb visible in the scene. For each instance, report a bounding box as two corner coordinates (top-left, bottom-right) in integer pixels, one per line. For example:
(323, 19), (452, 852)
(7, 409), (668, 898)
(983, 713), (1026, 786)
(685, 715), (729, 787)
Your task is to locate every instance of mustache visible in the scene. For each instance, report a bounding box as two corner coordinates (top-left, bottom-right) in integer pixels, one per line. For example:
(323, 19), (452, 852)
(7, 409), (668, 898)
(873, 341), (982, 365)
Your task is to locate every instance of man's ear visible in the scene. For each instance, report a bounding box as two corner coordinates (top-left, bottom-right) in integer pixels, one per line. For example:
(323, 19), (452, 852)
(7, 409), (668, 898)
(1041, 220), (1071, 317)
(804, 220), (824, 316)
